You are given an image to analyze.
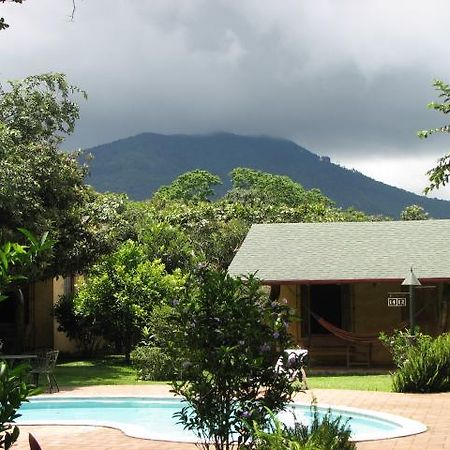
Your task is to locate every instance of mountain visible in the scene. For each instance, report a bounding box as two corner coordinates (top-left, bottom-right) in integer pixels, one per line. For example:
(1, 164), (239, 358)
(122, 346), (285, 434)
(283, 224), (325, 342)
(86, 132), (450, 218)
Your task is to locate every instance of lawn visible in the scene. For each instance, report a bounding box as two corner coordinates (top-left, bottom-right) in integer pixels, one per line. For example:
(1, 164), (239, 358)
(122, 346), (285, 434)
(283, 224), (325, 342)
(54, 357), (163, 387)
(54, 357), (392, 391)
(307, 374), (391, 391)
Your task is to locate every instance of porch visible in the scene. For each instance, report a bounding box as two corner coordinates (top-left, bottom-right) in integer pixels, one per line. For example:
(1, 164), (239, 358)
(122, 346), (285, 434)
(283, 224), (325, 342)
(279, 280), (446, 367)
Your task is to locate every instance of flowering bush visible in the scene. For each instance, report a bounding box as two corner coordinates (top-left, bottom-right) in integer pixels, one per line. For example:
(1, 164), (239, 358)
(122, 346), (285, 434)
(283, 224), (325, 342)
(168, 268), (299, 449)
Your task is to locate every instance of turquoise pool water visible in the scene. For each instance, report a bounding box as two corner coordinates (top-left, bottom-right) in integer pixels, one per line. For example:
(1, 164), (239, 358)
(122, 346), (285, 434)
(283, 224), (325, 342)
(16, 396), (427, 442)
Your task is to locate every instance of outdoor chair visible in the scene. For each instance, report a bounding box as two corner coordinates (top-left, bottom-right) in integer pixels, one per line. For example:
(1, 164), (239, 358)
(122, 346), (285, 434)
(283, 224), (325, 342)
(31, 349), (60, 393)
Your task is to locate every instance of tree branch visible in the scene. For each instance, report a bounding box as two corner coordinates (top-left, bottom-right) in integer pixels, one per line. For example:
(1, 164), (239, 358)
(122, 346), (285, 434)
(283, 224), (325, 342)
(70, 0), (76, 21)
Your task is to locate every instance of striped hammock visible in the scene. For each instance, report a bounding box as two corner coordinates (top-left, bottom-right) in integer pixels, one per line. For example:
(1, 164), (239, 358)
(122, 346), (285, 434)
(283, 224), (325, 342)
(310, 312), (408, 345)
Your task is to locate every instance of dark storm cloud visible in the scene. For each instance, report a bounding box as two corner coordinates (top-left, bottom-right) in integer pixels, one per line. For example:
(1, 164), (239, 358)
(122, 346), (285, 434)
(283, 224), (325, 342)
(1, 0), (449, 161)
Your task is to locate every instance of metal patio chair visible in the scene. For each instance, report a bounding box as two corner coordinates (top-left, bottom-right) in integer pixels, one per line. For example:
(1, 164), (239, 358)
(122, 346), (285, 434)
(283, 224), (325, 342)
(31, 349), (60, 393)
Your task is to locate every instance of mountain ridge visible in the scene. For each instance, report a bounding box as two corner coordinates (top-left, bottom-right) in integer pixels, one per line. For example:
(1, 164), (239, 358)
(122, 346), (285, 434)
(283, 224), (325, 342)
(86, 132), (450, 218)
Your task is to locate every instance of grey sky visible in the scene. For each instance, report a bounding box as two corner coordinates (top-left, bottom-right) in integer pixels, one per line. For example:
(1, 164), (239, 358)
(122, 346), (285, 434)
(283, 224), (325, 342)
(2, 0), (450, 198)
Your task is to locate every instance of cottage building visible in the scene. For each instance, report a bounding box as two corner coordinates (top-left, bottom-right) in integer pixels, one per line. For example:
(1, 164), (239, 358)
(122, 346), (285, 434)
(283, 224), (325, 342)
(228, 220), (450, 366)
(0, 276), (77, 354)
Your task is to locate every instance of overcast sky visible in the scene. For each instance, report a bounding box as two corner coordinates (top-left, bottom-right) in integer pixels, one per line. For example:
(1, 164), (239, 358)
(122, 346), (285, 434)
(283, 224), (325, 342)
(2, 0), (450, 199)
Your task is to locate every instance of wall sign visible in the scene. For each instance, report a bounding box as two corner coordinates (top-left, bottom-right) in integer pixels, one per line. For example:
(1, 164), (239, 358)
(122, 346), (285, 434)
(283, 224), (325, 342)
(387, 296), (407, 307)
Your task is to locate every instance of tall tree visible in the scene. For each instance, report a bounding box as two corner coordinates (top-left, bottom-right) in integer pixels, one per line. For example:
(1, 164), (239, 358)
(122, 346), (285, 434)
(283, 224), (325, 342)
(154, 169), (222, 203)
(226, 167), (332, 208)
(0, 230), (52, 302)
(69, 240), (186, 362)
(0, 73), (132, 277)
(418, 79), (450, 193)
(147, 168), (372, 270)
(169, 269), (297, 449)
(400, 204), (429, 221)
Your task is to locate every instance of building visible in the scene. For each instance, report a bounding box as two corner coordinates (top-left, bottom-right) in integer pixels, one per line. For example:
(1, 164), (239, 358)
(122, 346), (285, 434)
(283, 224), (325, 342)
(0, 276), (77, 354)
(228, 220), (450, 366)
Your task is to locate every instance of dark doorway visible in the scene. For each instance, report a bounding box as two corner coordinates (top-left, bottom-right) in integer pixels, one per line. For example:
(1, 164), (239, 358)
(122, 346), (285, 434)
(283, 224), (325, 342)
(0, 292), (18, 324)
(0, 289), (27, 353)
(310, 284), (342, 334)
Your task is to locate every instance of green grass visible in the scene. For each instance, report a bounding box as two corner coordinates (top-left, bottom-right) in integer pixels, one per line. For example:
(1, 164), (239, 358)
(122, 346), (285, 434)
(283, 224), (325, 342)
(54, 356), (163, 387)
(54, 357), (392, 391)
(308, 374), (391, 391)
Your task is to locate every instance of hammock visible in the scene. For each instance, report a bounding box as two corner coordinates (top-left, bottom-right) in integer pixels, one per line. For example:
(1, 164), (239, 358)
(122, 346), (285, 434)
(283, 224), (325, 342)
(310, 312), (407, 345)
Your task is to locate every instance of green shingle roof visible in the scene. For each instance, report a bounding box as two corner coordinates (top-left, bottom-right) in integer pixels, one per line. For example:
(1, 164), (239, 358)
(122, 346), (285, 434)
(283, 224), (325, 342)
(228, 220), (450, 283)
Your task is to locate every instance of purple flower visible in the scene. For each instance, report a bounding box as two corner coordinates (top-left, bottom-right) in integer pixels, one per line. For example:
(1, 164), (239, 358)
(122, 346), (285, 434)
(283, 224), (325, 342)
(273, 331), (280, 339)
(171, 299), (180, 306)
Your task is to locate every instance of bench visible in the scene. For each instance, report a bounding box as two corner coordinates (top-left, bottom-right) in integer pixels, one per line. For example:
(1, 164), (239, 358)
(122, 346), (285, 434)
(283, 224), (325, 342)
(301, 336), (372, 368)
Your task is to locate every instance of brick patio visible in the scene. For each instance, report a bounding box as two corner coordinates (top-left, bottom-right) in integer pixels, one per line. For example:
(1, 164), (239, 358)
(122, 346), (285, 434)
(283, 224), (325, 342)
(12, 385), (450, 450)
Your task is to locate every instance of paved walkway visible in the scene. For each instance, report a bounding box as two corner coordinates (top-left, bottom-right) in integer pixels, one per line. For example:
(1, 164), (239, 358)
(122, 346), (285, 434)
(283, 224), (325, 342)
(12, 385), (450, 450)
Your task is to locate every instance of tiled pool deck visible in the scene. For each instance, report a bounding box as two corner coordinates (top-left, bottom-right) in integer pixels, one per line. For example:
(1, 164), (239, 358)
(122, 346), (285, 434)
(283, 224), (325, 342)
(12, 385), (450, 450)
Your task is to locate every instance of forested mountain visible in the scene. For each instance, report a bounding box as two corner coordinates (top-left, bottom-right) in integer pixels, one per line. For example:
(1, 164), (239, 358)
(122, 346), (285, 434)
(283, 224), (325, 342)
(86, 132), (450, 218)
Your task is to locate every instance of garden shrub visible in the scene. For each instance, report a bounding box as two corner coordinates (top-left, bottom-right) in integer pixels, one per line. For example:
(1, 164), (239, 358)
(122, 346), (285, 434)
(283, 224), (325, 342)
(54, 294), (104, 357)
(380, 329), (450, 393)
(244, 405), (355, 450)
(379, 328), (431, 367)
(130, 346), (175, 381)
(0, 362), (36, 449)
(168, 268), (299, 450)
(59, 241), (186, 362)
(146, 304), (179, 347)
(131, 304), (181, 381)
(243, 409), (300, 450)
(284, 405), (355, 450)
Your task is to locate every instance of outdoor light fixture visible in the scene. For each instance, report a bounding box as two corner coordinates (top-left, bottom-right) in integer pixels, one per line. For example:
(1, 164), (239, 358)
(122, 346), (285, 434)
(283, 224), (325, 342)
(401, 267), (421, 329)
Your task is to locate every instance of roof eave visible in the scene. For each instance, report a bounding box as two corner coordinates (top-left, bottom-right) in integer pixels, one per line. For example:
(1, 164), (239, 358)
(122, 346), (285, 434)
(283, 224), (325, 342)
(260, 277), (450, 285)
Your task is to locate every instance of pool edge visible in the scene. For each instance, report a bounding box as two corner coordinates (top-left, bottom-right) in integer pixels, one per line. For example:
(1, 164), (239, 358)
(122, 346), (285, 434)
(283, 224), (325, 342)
(17, 395), (428, 443)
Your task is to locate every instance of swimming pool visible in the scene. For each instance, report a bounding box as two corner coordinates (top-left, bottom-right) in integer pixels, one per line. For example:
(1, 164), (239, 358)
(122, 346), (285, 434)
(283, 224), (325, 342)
(16, 396), (427, 443)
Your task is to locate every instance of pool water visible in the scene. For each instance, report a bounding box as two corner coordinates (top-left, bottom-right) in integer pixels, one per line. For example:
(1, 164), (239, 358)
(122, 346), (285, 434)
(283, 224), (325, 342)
(16, 396), (427, 442)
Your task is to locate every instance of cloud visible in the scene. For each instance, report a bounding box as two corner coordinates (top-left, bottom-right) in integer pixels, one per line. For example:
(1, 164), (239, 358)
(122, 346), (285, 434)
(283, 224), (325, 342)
(340, 151), (450, 200)
(1, 0), (450, 197)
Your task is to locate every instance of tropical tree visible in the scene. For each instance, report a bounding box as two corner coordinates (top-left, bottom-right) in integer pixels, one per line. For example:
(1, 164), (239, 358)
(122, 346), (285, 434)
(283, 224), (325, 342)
(0, 230), (51, 449)
(146, 169), (373, 270)
(66, 240), (186, 362)
(400, 205), (429, 221)
(137, 221), (198, 273)
(0, 361), (35, 450)
(226, 167), (332, 208)
(0, 229), (53, 302)
(153, 169), (221, 203)
(58, 190), (140, 275)
(418, 79), (450, 193)
(169, 269), (299, 449)
(0, 73), (134, 277)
